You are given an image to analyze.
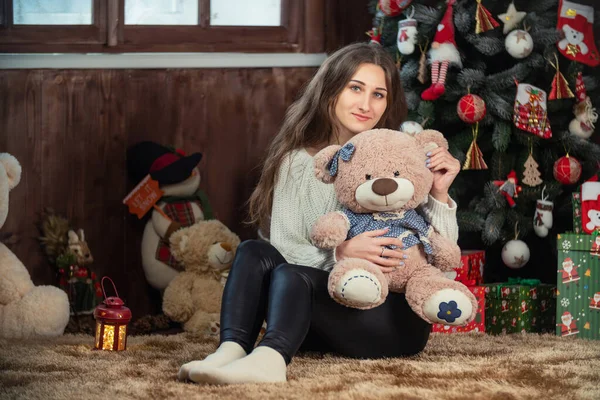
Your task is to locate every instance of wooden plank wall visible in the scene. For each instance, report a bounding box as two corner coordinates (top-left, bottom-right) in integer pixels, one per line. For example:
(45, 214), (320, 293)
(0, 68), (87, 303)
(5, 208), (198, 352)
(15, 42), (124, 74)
(0, 67), (317, 318)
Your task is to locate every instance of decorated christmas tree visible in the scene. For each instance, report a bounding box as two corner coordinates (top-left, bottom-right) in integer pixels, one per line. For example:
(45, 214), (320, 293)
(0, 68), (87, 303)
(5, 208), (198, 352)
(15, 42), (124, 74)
(369, 0), (600, 282)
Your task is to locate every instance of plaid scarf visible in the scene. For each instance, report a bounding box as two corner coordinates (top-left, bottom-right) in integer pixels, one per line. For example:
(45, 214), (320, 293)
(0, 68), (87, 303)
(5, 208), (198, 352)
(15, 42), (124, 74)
(155, 199), (204, 269)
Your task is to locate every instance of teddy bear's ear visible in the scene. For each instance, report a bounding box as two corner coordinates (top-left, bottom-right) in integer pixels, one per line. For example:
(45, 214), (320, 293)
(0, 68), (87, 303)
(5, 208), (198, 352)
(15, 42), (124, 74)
(0, 153), (22, 191)
(313, 144), (342, 184)
(414, 130), (449, 154)
(68, 230), (80, 244)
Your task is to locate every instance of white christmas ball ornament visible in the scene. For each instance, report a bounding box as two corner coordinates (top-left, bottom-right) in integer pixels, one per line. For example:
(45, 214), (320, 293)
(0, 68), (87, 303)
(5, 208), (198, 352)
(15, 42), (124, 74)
(501, 239), (530, 269)
(505, 30), (533, 59)
(400, 120), (423, 135)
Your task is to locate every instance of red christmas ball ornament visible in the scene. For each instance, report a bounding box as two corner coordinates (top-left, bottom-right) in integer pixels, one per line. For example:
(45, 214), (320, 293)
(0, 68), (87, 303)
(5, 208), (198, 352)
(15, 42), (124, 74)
(378, 0), (413, 17)
(553, 155), (582, 185)
(457, 94), (486, 124)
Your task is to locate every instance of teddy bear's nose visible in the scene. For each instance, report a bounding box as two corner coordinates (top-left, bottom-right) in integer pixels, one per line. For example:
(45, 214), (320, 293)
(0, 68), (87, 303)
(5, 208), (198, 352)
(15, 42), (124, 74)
(372, 178), (398, 196)
(220, 243), (232, 252)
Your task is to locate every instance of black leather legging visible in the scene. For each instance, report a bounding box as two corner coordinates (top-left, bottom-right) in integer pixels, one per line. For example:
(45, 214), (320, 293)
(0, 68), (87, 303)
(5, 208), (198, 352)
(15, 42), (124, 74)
(219, 240), (431, 364)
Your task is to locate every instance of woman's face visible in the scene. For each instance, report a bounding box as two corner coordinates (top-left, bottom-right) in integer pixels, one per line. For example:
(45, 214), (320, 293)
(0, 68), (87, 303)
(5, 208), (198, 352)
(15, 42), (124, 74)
(334, 63), (388, 139)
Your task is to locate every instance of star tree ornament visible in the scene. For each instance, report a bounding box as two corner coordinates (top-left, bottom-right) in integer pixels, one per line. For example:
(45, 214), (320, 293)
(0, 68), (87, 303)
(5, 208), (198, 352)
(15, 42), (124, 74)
(522, 141), (542, 187)
(548, 54), (574, 101)
(498, 2), (527, 35)
(533, 186), (554, 238)
(475, 0), (499, 34)
(505, 29), (533, 58)
(553, 154), (582, 185)
(502, 223), (530, 269)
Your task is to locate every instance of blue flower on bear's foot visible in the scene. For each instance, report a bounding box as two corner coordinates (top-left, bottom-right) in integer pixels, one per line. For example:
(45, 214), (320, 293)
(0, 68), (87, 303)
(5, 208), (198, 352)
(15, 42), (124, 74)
(437, 300), (462, 323)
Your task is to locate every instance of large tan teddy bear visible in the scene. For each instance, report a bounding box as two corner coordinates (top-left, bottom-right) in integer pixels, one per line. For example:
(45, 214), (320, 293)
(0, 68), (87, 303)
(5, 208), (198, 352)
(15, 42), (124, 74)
(0, 153), (70, 338)
(162, 220), (240, 336)
(310, 129), (478, 326)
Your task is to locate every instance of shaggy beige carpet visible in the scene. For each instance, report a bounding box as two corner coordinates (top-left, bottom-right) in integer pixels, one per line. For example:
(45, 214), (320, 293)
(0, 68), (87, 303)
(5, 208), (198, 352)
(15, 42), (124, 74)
(1, 333), (599, 400)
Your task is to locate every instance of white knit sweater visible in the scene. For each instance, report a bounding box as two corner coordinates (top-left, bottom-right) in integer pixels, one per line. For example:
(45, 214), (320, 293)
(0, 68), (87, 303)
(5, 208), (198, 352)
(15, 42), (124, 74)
(270, 149), (459, 271)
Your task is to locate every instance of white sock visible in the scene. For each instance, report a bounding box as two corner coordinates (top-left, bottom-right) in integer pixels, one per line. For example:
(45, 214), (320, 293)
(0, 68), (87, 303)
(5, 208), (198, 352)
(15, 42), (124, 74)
(188, 345), (287, 384)
(177, 341), (246, 381)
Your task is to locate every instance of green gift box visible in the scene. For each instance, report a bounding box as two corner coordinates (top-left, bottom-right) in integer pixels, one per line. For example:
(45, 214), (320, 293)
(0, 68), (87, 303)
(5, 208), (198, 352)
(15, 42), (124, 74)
(483, 280), (556, 335)
(556, 233), (600, 340)
(572, 193), (582, 234)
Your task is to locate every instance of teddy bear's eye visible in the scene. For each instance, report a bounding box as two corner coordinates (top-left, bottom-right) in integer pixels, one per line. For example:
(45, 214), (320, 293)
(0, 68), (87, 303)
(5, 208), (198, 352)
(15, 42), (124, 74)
(365, 174), (372, 180)
(393, 171), (400, 177)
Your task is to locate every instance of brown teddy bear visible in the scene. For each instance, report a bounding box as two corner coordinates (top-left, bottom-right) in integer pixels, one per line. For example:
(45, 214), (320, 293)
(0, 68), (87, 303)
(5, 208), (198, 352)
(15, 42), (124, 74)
(162, 220), (240, 336)
(310, 129), (477, 326)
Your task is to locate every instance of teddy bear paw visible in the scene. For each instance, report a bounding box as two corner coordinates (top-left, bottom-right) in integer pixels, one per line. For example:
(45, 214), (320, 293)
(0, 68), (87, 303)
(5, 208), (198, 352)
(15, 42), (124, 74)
(207, 321), (220, 336)
(333, 269), (383, 308)
(422, 288), (473, 326)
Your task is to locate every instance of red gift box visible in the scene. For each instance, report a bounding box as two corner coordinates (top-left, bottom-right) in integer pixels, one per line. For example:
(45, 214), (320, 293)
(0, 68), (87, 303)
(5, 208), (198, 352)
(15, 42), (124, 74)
(445, 250), (485, 285)
(432, 286), (485, 334)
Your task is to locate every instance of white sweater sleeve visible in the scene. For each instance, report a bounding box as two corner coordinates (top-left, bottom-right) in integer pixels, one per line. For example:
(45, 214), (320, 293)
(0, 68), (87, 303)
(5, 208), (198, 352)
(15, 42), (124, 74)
(270, 150), (341, 270)
(418, 194), (459, 243)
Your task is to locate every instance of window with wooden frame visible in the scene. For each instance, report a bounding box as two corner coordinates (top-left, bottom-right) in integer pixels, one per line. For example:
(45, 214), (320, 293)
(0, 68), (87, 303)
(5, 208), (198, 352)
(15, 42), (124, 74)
(0, 0), (325, 53)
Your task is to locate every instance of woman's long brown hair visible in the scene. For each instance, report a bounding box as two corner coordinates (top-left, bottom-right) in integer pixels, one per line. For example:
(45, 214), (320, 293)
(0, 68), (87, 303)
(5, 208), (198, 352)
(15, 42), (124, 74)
(247, 42), (408, 235)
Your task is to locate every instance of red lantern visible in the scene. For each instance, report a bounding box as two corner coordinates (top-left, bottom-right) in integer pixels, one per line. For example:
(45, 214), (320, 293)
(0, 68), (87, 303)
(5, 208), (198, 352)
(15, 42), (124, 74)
(457, 94), (487, 124)
(378, 0), (413, 17)
(553, 155), (582, 185)
(93, 277), (132, 351)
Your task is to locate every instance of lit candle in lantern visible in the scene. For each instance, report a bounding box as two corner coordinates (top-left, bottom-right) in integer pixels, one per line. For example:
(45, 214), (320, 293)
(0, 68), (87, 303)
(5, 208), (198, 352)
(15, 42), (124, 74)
(93, 277), (131, 351)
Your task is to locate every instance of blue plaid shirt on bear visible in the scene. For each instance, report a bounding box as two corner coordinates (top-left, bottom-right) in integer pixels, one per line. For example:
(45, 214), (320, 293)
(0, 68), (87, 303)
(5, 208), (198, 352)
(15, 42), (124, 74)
(343, 208), (434, 255)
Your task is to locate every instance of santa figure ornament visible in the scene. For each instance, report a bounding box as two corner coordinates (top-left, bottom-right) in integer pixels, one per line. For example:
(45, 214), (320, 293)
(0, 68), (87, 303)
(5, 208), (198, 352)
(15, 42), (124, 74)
(553, 154), (582, 185)
(397, 13), (418, 56)
(421, 0), (462, 101)
(556, 0), (600, 67)
(367, 27), (382, 45)
(493, 170), (522, 208)
(533, 187), (553, 238)
(569, 72), (598, 140)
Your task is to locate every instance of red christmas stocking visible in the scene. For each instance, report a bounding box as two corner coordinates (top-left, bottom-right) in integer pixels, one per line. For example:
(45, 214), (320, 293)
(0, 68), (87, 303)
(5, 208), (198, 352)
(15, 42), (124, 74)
(557, 0), (600, 67)
(582, 175), (600, 234)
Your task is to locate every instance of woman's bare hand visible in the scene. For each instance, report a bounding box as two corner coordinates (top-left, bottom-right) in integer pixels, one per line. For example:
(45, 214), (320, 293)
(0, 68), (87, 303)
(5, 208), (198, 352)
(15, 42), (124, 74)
(335, 228), (408, 273)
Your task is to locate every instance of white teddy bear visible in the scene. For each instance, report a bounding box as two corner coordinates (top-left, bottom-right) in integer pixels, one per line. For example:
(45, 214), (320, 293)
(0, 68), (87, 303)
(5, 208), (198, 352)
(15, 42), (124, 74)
(586, 210), (600, 232)
(0, 153), (70, 338)
(559, 24), (589, 55)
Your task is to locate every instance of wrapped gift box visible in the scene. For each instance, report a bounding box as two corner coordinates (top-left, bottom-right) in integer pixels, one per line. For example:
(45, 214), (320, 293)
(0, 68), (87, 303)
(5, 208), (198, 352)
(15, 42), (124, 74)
(444, 250), (485, 285)
(483, 280), (556, 335)
(432, 286), (485, 334)
(556, 233), (600, 340)
(572, 193), (582, 234)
